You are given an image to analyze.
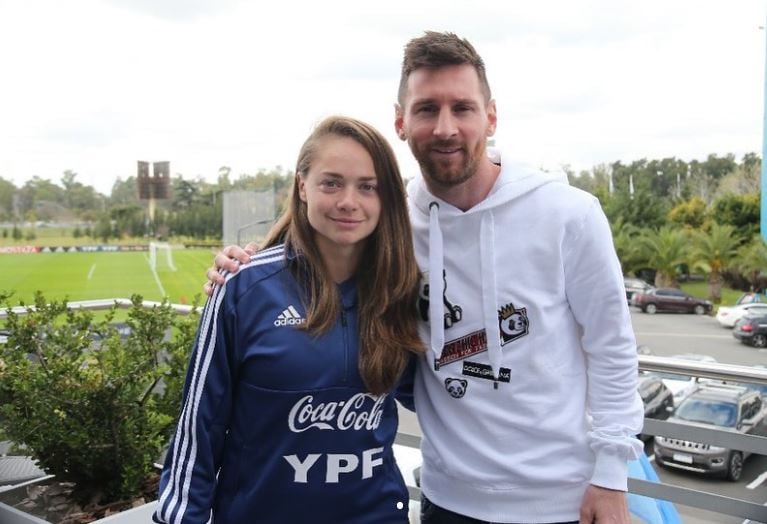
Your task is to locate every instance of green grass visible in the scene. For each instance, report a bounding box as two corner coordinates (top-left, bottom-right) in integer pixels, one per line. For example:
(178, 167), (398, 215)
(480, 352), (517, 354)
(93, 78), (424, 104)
(679, 281), (744, 307)
(0, 249), (216, 307)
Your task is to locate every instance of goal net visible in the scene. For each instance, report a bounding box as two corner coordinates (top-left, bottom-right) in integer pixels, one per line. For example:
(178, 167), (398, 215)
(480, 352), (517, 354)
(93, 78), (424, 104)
(149, 242), (177, 272)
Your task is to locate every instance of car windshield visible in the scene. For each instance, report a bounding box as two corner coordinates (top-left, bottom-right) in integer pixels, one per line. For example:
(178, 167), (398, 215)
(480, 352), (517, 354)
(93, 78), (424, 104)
(675, 399), (737, 427)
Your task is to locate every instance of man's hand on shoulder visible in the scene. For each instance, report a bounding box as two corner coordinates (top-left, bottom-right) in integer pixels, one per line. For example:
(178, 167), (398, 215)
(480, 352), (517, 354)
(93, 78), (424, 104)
(203, 242), (259, 296)
(579, 484), (630, 524)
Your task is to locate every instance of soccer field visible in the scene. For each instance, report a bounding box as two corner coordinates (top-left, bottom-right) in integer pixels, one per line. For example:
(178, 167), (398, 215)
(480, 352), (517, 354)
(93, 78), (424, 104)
(0, 248), (216, 306)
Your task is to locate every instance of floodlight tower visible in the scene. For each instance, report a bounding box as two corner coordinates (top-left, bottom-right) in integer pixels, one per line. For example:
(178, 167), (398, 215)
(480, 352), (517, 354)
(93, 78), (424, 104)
(137, 160), (171, 225)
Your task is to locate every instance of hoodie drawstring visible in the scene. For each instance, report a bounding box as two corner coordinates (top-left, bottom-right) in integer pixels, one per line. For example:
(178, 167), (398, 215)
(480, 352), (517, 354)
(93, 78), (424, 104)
(480, 211), (502, 388)
(428, 202), (502, 388)
(428, 202), (445, 370)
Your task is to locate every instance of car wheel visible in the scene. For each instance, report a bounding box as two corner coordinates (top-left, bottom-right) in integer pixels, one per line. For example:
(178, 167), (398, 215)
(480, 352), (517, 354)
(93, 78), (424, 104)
(726, 451), (743, 481)
(693, 304), (705, 315)
(644, 304), (657, 315)
(752, 334), (767, 348)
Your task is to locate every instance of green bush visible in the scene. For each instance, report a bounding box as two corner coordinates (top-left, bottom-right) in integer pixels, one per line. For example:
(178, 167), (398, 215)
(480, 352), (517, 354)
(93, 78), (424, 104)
(0, 293), (198, 504)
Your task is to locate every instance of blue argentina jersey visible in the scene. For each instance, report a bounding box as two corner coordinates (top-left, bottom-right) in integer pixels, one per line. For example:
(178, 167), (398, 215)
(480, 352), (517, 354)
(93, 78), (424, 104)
(154, 245), (409, 524)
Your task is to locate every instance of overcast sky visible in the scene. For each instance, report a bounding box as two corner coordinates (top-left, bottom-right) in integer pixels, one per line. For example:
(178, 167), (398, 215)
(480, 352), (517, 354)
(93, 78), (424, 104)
(1, 0), (765, 195)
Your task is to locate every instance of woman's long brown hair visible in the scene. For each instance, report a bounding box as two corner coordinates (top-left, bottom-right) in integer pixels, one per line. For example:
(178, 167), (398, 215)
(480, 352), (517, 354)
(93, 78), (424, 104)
(262, 116), (425, 395)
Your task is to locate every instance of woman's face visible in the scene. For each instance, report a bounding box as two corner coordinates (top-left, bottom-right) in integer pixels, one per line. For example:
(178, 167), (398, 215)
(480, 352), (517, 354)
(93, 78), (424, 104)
(298, 135), (382, 258)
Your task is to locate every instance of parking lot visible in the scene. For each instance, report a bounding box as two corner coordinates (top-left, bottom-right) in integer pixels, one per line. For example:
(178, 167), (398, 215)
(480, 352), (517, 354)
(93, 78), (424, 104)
(398, 308), (767, 524)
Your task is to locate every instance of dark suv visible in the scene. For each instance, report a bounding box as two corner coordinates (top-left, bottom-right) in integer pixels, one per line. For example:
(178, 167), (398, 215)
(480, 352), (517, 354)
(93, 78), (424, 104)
(653, 384), (767, 481)
(733, 314), (767, 348)
(632, 287), (712, 315)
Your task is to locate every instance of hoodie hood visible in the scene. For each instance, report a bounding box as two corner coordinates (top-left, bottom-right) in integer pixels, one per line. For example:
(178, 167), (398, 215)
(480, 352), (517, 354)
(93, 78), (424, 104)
(407, 147), (566, 387)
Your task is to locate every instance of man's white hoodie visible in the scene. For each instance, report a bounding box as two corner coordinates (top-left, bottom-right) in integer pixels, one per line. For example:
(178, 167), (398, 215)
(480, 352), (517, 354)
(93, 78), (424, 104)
(407, 148), (644, 523)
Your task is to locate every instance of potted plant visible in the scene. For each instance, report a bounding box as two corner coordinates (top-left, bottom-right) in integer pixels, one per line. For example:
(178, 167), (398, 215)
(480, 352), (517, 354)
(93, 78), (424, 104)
(0, 293), (198, 523)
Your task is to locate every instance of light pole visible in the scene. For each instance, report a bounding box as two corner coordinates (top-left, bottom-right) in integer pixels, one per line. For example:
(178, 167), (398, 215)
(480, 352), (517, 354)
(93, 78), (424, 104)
(762, 14), (767, 243)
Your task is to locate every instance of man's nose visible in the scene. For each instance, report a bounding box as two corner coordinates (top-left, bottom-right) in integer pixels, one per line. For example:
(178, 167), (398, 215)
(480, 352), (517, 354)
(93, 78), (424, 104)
(433, 108), (458, 139)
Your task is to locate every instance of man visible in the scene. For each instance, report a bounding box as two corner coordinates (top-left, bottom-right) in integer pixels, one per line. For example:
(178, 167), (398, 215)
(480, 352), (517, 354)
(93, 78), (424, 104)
(206, 31), (643, 524)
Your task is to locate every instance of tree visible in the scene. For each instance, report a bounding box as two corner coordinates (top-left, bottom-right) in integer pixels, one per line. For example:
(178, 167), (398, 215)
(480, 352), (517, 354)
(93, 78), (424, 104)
(94, 215), (112, 243)
(710, 193), (760, 241)
(17, 176), (65, 216)
(0, 177), (16, 221)
(689, 223), (741, 303)
(603, 189), (668, 230)
(667, 197), (707, 229)
(714, 163), (760, 197)
(637, 227), (689, 287)
(610, 220), (643, 276)
(110, 177), (140, 206)
(734, 237), (767, 290)
(701, 153), (737, 180)
(60, 170), (103, 217)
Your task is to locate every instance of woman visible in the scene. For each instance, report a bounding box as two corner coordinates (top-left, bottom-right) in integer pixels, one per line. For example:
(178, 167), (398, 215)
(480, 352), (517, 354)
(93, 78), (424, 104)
(154, 116), (424, 524)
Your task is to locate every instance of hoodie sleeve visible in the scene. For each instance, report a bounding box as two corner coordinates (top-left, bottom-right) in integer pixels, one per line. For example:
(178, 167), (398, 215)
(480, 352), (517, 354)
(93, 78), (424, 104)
(154, 284), (238, 524)
(562, 198), (644, 492)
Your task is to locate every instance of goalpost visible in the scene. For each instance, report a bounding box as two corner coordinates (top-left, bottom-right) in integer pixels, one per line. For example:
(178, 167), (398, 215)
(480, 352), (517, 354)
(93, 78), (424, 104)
(149, 242), (177, 272)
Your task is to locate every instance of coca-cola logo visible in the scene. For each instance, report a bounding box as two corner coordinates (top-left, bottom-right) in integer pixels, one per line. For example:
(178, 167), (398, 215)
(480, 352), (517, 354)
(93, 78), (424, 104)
(287, 393), (386, 433)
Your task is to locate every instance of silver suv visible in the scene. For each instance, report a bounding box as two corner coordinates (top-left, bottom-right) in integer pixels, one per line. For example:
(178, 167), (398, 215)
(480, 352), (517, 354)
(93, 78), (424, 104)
(653, 384), (767, 481)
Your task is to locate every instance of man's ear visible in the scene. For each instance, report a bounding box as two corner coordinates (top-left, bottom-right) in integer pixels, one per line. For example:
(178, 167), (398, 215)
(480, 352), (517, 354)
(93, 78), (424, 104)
(394, 103), (406, 141)
(486, 99), (498, 137)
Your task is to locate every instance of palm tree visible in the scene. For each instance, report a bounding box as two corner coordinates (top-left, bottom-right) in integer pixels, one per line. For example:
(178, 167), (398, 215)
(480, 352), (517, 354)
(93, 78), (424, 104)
(610, 219), (643, 276)
(689, 223), (741, 303)
(734, 236), (767, 289)
(637, 226), (689, 288)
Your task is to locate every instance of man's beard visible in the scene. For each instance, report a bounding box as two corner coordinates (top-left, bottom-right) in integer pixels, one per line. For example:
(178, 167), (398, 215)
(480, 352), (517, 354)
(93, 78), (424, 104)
(411, 139), (483, 188)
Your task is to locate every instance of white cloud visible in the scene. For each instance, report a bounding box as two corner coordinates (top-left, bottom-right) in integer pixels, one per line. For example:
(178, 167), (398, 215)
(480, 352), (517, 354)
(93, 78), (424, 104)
(0, 0), (764, 194)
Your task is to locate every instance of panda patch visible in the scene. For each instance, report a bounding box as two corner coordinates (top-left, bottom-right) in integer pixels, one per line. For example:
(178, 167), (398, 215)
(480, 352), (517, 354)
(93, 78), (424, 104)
(498, 302), (529, 346)
(444, 378), (468, 399)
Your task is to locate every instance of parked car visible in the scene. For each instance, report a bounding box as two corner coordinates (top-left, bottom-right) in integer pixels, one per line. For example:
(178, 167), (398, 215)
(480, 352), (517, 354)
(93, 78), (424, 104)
(648, 353), (717, 406)
(653, 384), (767, 481)
(732, 314), (767, 348)
(638, 374), (674, 419)
(632, 288), (712, 315)
(716, 303), (767, 328)
(736, 292), (766, 305)
(624, 277), (653, 303)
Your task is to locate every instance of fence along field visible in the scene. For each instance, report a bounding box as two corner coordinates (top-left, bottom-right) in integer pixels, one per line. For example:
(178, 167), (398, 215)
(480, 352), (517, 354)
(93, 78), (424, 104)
(0, 249), (215, 307)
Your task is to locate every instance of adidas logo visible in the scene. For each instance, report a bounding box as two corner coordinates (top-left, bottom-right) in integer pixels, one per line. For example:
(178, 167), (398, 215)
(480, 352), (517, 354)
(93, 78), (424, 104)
(274, 305), (305, 327)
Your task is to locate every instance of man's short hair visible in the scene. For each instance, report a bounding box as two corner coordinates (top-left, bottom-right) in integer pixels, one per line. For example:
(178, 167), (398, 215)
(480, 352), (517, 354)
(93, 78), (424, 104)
(398, 31), (491, 105)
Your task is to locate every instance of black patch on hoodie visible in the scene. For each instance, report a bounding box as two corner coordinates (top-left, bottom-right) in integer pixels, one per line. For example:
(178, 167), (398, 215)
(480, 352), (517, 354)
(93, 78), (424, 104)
(418, 270), (463, 329)
(462, 361), (511, 383)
